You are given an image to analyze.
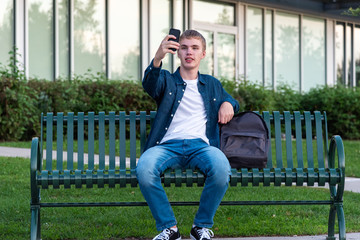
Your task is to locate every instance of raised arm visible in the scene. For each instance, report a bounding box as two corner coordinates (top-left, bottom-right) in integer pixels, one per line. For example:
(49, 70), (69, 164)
(153, 35), (180, 67)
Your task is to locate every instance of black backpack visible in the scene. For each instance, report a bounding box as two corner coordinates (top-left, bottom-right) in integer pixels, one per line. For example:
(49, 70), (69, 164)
(220, 111), (270, 169)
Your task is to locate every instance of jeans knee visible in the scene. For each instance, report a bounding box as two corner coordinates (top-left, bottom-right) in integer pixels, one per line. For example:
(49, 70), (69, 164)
(208, 156), (231, 185)
(212, 165), (230, 184)
(136, 161), (159, 187)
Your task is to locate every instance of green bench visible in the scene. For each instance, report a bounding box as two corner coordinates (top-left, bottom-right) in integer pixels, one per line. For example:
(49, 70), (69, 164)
(30, 111), (346, 240)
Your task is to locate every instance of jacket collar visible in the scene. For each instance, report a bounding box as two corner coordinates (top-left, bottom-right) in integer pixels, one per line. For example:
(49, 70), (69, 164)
(174, 67), (206, 85)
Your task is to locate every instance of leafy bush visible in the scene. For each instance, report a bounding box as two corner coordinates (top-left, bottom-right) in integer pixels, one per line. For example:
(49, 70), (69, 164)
(1, 55), (360, 141)
(233, 80), (274, 112)
(0, 52), (39, 141)
(301, 86), (360, 139)
(272, 84), (302, 112)
(26, 71), (157, 115)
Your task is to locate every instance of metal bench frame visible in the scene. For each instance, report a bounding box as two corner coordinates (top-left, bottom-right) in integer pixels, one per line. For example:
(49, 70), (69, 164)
(30, 111), (346, 240)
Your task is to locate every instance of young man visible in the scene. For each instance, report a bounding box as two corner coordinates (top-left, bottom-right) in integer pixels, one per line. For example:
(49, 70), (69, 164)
(136, 30), (239, 240)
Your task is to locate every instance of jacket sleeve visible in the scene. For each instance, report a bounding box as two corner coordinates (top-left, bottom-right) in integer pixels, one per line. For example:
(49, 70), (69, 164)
(142, 59), (166, 102)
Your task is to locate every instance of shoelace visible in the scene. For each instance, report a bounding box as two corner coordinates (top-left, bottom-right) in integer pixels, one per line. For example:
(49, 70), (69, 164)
(153, 228), (173, 240)
(195, 227), (214, 240)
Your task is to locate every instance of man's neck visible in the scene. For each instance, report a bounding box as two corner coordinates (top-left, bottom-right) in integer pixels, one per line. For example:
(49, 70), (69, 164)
(179, 67), (198, 80)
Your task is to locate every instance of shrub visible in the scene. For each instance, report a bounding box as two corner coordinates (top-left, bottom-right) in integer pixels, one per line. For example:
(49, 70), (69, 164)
(272, 84), (302, 112)
(1, 57), (360, 141)
(234, 80), (273, 112)
(27, 76), (156, 115)
(301, 86), (360, 139)
(0, 52), (39, 141)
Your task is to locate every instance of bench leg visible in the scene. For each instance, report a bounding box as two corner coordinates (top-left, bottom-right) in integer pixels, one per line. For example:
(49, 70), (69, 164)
(327, 203), (346, 240)
(30, 205), (41, 240)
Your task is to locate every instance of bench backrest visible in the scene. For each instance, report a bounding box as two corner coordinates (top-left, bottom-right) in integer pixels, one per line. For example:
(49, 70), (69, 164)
(40, 111), (328, 171)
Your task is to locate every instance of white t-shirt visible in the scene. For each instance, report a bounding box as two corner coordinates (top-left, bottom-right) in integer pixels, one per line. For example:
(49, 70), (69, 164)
(160, 79), (209, 144)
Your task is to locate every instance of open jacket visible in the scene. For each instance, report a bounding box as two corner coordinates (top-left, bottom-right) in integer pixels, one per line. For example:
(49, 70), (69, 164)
(142, 60), (240, 152)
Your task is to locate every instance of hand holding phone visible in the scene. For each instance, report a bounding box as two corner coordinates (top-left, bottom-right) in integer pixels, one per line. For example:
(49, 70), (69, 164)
(153, 28), (181, 67)
(168, 28), (181, 52)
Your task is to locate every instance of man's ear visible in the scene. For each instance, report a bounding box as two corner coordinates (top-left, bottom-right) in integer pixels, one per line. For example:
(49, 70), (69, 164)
(201, 50), (206, 59)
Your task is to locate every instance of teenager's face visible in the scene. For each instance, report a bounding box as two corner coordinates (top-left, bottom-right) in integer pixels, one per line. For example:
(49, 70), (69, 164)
(177, 37), (206, 71)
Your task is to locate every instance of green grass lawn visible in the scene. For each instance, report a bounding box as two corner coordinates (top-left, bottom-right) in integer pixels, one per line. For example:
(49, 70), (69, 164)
(1, 156), (360, 239)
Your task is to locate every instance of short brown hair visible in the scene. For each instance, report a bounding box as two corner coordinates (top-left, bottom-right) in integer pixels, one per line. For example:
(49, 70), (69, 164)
(179, 29), (206, 51)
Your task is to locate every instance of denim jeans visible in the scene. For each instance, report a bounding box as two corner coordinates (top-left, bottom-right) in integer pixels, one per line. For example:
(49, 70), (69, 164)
(136, 138), (231, 231)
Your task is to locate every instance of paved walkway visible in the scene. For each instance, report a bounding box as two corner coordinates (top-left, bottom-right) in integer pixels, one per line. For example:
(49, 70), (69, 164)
(190, 232), (360, 240)
(1, 146), (359, 240)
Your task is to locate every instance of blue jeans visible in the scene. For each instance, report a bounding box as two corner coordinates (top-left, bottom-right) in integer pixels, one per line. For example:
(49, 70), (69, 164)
(136, 138), (231, 231)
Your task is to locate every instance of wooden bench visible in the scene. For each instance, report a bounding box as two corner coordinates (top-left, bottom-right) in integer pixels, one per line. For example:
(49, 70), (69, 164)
(30, 111), (346, 240)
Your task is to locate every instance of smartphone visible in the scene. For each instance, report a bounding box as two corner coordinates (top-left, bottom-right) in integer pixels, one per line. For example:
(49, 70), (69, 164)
(168, 28), (181, 51)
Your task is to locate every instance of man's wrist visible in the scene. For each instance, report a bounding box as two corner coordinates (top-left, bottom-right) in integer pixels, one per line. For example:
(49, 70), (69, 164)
(153, 58), (162, 68)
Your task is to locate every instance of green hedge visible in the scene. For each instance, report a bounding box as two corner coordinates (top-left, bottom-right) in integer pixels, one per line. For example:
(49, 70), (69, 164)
(1, 60), (360, 140)
(225, 80), (360, 140)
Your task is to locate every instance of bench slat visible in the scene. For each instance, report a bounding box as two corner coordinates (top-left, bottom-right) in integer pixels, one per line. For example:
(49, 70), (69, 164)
(304, 111), (314, 168)
(130, 112), (137, 170)
(46, 113), (53, 171)
(294, 111), (304, 168)
(140, 111), (147, 154)
(284, 111), (293, 168)
(77, 112), (84, 170)
(273, 112), (283, 168)
(119, 112), (126, 170)
(262, 111), (272, 168)
(109, 112), (116, 170)
(99, 112), (105, 170)
(56, 113), (63, 171)
(67, 113), (74, 170)
(315, 111), (325, 168)
(88, 112), (95, 170)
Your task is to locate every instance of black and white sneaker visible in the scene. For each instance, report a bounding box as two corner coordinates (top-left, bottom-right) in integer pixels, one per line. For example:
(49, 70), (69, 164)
(152, 228), (181, 240)
(190, 226), (214, 240)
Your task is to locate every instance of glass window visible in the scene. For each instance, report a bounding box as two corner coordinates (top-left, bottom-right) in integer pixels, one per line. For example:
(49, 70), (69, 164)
(198, 30), (213, 75)
(335, 23), (345, 85)
(265, 10), (273, 88)
(246, 7), (263, 84)
(0, 0), (13, 65)
(275, 12), (299, 90)
(346, 24), (352, 87)
(355, 26), (360, 87)
(74, 0), (105, 75)
(59, 0), (69, 78)
(28, 0), (53, 80)
(174, 0), (183, 30)
(302, 16), (325, 92)
(173, 0), (184, 70)
(150, 0), (171, 70)
(193, 0), (235, 26)
(217, 33), (235, 79)
(109, 0), (140, 80)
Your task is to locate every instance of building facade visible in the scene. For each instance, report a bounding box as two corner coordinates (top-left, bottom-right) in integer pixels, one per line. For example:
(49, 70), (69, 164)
(0, 0), (360, 92)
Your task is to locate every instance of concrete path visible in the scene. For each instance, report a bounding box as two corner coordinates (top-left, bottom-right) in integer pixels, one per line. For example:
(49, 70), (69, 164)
(193, 232), (360, 240)
(0, 146), (135, 168)
(1, 146), (359, 240)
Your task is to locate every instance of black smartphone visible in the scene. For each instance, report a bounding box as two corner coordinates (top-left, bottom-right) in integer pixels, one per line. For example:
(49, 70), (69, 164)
(168, 28), (181, 51)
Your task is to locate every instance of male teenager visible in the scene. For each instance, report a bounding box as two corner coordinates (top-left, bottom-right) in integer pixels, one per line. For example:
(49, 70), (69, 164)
(136, 30), (239, 240)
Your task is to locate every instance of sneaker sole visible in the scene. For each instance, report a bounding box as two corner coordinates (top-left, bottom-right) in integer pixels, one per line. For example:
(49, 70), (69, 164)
(190, 233), (211, 240)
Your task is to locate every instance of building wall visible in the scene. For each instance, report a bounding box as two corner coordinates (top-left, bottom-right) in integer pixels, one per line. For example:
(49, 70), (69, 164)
(0, 0), (359, 91)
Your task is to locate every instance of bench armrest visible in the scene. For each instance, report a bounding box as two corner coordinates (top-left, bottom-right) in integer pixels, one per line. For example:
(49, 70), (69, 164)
(328, 135), (345, 201)
(30, 137), (41, 204)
